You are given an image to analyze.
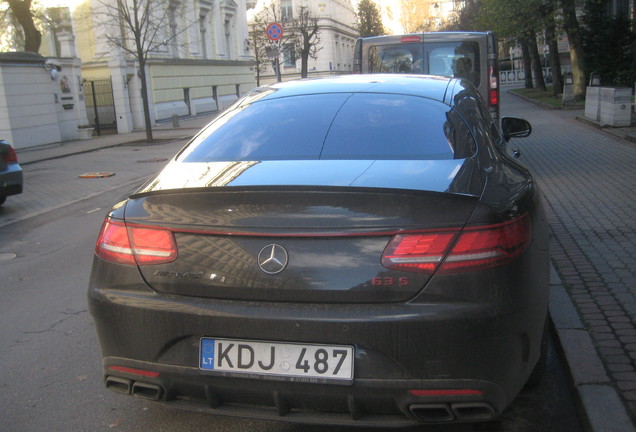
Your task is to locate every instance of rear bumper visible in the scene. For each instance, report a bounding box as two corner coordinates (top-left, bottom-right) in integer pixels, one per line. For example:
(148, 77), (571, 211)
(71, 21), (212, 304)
(0, 164), (23, 197)
(89, 282), (548, 426)
(103, 356), (505, 426)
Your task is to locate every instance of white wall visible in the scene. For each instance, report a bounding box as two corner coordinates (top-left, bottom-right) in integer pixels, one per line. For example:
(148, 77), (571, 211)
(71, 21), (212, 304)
(0, 55), (62, 149)
(0, 53), (90, 149)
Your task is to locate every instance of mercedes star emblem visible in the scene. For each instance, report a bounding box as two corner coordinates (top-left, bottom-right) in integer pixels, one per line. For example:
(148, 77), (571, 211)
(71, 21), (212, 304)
(257, 244), (289, 275)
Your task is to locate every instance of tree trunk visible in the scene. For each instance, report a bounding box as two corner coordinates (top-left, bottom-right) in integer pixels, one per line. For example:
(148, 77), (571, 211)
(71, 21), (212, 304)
(300, 40), (310, 78)
(529, 32), (547, 91)
(137, 58), (154, 142)
(560, 0), (586, 99)
(545, 18), (563, 95)
(7, 0), (41, 53)
(520, 40), (533, 88)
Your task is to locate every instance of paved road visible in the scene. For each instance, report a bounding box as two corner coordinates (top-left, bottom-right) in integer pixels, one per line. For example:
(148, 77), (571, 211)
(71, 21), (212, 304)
(502, 90), (636, 426)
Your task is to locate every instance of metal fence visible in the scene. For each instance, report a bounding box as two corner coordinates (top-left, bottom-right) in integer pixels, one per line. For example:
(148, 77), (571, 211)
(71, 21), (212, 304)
(82, 78), (117, 136)
(500, 67), (572, 86)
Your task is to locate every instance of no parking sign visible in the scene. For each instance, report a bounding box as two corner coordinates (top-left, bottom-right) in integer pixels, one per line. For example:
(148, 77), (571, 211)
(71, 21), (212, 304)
(266, 22), (283, 41)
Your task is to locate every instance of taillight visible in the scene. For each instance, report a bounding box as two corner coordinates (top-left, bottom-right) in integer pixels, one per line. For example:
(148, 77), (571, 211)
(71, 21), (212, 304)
(3, 146), (18, 163)
(382, 232), (457, 273)
(488, 65), (499, 107)
(95, 219), (177, 265)
(382, 214), (531, 274)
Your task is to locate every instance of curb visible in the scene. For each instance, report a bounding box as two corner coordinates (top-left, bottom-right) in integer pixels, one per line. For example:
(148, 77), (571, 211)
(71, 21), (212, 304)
(549, 264), (636, 432)
(506, 88), (563, 110)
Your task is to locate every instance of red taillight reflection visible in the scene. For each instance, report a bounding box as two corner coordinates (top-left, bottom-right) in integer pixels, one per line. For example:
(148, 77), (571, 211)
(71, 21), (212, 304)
(95, 219), (177, 266)
(382, 214), (531, 274)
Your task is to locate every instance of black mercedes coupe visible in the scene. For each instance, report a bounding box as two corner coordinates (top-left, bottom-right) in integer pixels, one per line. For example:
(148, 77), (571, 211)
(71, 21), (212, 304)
(89, 74), (549, 426)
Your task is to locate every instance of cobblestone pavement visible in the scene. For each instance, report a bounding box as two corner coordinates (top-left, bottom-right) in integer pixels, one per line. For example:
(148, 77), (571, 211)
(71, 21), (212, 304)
(503, 91), (636, 420)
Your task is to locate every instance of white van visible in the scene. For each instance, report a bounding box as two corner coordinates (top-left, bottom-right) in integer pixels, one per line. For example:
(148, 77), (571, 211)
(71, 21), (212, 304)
(353, 32), (500, 119)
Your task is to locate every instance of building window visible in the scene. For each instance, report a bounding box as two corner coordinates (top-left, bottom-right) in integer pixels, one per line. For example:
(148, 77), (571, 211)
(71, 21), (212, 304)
(282, 0), (293, 20)
(283, 43), (297, 66)
(199, 15), (208, 58)
(169, 1), (180, 57)
(224, 19), (233, 58)
(221, 0), (237, 59)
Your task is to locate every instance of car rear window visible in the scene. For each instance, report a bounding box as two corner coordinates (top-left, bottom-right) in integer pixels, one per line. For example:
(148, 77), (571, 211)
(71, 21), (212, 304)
(365, 41), (481, 87)
(367, 45), (425, 73)
(180, 93), (463, 162)
(427, 42), (481, 87)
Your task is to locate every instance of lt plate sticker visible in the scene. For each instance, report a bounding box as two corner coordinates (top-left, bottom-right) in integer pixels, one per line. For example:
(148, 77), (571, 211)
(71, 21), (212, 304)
(199, 338), (354, 381)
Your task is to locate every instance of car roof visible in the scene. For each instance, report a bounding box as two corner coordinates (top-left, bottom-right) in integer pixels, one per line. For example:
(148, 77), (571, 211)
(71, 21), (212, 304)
(254, 74), (458, 104)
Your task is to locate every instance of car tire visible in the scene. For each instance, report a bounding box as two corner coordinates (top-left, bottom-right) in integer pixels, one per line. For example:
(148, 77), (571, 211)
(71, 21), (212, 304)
(0, 196), (6, 206)
(525, 316), (550, 388)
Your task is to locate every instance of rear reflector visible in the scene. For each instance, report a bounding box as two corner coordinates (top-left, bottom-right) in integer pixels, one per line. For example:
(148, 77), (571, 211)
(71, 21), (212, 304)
(382, 213), (531, 274)
(108, 365), (160, 378)
(409, 389), (483, 396)
(95, 219), (177, 266)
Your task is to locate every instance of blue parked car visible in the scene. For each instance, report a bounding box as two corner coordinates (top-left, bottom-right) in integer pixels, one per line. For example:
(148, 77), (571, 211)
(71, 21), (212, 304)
(0, 140), (23, 206)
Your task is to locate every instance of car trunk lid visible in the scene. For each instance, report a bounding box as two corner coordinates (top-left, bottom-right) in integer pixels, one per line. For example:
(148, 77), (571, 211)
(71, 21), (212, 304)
(124, 159), (483, 303)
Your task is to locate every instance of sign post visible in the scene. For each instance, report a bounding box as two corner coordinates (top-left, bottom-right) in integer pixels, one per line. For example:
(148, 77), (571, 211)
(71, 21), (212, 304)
(266, 23), (284, 82)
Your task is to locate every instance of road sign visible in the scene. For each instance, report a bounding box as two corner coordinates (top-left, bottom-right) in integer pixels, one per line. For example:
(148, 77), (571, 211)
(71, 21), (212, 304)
(266, 22), (283, 41)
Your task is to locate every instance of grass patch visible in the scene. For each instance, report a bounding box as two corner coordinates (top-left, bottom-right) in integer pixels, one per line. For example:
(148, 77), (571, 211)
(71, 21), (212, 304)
(509, 86), (563, 109)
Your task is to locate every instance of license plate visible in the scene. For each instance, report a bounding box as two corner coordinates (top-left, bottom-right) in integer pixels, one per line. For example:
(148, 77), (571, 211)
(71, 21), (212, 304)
(199, 338), (354, 382)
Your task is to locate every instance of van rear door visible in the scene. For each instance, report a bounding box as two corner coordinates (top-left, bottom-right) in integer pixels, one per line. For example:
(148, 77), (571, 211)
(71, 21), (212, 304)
(354, 32), (499, 119)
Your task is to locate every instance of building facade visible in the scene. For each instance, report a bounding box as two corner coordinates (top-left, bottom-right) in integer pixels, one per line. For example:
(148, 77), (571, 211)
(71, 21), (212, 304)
(249, 0), (358, 83)
(38, 0), (257, 136)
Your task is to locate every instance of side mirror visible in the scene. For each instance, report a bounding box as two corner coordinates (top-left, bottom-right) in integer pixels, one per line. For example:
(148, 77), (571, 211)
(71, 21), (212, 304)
(501, 117), (532, 141)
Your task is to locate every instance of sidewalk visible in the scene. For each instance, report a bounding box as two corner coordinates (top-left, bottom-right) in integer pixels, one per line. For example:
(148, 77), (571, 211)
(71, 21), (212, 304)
(510, 88), (636, 144)
(504, 89), (636, 432)
(15, 113), (217, 165)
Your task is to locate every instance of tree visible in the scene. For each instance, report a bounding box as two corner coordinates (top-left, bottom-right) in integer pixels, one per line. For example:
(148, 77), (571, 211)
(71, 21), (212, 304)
(539, 0), (563, 95)
(446, 0), (485, 31)
(559, 0), (586, 99)
(581, 0), (635, 86)
(400, 0), (439, 33)
(356, 0), (384, 37)
(4, 0), (41, 52)
(291, 6), (320, 78)
(251, 1), (321, 80)
(477, 0), (549, 90)
(96, 0), (189, 142)
(247, 24), (269, 86)
(527, 32), (547, 91)
(520, 39), (533, 88)
(252, 2), (293, 82)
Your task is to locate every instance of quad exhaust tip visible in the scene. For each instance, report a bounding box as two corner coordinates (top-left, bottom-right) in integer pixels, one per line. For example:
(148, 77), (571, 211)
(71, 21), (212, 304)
(131, 381), (164, 400)
(105, 376), (132, 395)
(105, 376), (163, 401)
(409, 402), (496, 423)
